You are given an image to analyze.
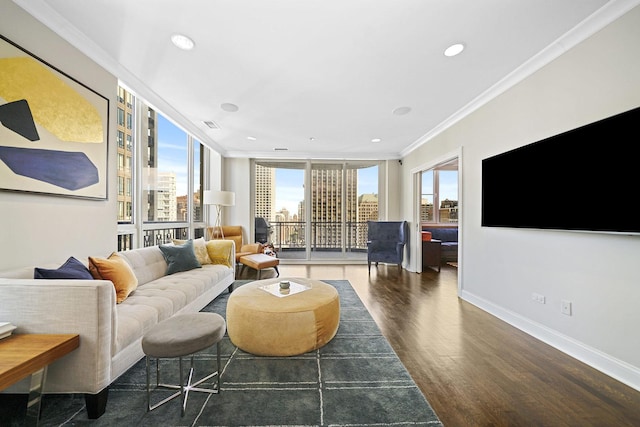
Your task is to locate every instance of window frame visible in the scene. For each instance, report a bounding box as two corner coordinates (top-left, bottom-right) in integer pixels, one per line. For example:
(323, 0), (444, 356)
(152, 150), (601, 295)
(421, 159), (458, 225)
(251, 159), (382, 260)
(116, 85), (209, 249)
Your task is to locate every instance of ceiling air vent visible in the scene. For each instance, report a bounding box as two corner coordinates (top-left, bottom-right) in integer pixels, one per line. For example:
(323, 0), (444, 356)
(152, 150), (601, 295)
(274, 147), (289, 151)
(203, 120), (220, 130)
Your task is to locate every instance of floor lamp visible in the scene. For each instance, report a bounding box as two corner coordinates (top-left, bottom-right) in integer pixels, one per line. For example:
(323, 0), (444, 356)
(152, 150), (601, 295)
(203, 190), (235, 240)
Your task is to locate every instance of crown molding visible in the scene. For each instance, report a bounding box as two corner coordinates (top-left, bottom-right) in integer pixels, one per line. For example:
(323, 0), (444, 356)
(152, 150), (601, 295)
(400, 0), (640, 158)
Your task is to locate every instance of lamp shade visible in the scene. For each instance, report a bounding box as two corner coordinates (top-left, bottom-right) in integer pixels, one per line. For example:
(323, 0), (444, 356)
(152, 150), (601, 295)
(203, 190), (235, 206)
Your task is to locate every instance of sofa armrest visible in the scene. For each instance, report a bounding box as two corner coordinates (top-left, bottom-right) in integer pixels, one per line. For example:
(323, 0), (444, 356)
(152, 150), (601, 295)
(0, 278), (116, 394)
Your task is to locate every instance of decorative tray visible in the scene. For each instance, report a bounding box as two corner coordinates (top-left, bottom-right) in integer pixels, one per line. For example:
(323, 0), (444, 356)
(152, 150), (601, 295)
(259, 281), (311, 298)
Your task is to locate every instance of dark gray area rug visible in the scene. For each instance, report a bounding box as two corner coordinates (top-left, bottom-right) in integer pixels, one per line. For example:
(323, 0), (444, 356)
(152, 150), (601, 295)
(1, 280), (442, 426)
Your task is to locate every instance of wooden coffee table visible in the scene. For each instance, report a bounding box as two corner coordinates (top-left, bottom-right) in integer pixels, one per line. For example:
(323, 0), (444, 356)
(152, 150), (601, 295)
(0, 334), (80, 426)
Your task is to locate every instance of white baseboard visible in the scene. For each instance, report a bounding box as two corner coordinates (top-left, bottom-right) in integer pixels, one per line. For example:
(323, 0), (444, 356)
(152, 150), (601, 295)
(460, 289), (640, 392)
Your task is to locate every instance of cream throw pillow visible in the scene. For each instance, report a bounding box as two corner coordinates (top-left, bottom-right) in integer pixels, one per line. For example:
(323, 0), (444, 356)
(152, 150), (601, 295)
(172, 237), (212, 265)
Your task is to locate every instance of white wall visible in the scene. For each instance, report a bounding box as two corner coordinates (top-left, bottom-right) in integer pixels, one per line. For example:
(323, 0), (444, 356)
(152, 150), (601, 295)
(0, 1), (118, 270)
(384, 160), (402, 220)
(401, 6), (640, 390)
(223, 157), (252, 243)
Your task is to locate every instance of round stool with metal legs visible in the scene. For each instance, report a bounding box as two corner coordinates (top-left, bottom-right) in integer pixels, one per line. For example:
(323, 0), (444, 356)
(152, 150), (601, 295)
(141, 312), (226, 416)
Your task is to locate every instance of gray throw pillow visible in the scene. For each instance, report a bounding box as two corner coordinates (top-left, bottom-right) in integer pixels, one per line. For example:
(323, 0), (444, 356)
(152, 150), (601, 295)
(159, 240), (202, 275)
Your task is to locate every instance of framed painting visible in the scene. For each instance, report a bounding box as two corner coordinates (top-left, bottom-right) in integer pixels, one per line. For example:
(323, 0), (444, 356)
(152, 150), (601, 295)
(0, 34), (109, 200)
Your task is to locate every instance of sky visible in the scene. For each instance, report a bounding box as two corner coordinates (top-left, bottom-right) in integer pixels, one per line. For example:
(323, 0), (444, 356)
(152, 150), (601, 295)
(423, 170), (458, 202)
(156, 114), (199, 196)
(439, 174), (458, 201)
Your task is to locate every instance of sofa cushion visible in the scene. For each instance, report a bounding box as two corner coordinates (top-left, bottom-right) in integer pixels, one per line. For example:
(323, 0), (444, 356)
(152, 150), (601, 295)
(173, 237), (212, 265)
(34, 256), (93, 280)
(160, 240), (202, 275)
(88, 253), (139, 303)
(117, 246), (167, 286)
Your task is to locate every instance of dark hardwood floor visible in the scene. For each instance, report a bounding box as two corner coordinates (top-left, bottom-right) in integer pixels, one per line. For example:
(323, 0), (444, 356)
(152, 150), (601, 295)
(267, 263), (640, 427)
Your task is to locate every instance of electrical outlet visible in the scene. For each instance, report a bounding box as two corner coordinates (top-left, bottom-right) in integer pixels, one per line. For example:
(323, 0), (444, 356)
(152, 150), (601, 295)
(561, 300), (572, 316)
(531, 293), (545, 304)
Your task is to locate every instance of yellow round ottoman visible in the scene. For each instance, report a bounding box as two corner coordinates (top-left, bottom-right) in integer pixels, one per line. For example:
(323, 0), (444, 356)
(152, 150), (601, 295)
(226, 277), (340, 356)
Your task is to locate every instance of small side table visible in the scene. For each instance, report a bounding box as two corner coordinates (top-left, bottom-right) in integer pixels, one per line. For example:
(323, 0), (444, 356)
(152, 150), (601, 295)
(422, 239), (442, 272)
(0, 334), (80, 426)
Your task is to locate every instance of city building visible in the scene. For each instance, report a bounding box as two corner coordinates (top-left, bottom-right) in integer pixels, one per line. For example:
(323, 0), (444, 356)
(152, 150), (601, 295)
(254, 164), (275, 222)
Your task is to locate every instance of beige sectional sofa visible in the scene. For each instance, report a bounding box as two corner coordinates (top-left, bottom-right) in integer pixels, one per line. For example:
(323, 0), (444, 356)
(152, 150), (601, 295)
(0, 240), (235, 418)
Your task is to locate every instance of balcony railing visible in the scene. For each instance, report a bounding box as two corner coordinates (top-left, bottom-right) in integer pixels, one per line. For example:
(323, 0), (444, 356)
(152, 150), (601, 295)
(269, 220), (370, 253)
(117, 225), (205, 251)
(117, 221), (369, 261)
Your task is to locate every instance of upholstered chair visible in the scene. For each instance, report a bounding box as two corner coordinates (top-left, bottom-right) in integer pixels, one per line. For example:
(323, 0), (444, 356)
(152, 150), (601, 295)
(206, 225), (263, 262)
(366, 221), (408, 273)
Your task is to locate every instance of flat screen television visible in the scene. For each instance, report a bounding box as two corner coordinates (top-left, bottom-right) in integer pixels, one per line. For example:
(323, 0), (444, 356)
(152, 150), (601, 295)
(481, 105), (640, 235)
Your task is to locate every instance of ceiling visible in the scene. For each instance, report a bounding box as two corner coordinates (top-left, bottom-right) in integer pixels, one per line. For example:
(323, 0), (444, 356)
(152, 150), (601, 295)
(14, 0), (636, 160)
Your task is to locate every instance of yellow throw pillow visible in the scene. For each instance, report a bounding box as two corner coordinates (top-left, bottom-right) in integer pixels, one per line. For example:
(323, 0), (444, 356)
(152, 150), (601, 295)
(172, 237), (212, 265)
(205, 240), (234, 268)
(88, 253), (138, 304)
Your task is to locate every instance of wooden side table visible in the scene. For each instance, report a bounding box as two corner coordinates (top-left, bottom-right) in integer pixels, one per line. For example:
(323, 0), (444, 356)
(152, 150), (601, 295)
(0, 334), (80, 426)
(422, 239), (442, 272)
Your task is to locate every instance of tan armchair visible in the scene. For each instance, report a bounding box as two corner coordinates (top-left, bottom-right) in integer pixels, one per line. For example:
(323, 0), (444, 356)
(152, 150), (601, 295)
(206, 225), (263, 262)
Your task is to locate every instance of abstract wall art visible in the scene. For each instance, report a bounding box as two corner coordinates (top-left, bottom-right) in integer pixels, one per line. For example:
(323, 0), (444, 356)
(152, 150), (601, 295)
(0, 34), (109, 200)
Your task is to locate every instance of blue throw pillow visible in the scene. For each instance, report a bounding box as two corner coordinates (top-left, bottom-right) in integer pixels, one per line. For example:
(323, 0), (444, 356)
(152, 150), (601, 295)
(34, 256), (93, 280)
(159, 240), (202, 275)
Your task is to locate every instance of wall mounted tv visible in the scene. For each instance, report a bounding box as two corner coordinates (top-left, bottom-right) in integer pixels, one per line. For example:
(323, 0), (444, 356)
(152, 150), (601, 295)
(481, 105), (640, 235)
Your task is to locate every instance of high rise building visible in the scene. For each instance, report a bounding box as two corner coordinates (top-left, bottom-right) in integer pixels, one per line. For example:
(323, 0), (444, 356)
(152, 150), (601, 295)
(155, 172), (177, 221)
(177, 192), (202, 222)
(421, 198), (433, 222)
(255, 164), (275, 221)
(309, 168), (357, 248)
(116, 86), (134, 223)
(439, 199), (458, 223)
(141, 107), (159, 221)
(357, 193), (379, 246)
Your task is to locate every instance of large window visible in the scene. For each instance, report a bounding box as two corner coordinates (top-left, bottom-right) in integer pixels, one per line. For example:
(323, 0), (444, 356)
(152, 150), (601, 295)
(254, 160), (379, 261)
(421, 159), (458, 224)
(142, 112), (187, 223)
(117, 85), (208, 249)
(254, 162), (305, 250)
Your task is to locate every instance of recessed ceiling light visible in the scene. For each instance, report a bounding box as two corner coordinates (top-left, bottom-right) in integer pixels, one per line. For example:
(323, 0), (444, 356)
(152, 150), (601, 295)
(392, 106), (412, 116)
(170, 34), (195, 51)
(444, 43), (465, 57)
(247, 136), (257, 141)
(221, 103), (239, 112)
(371, 138), (381, 143)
